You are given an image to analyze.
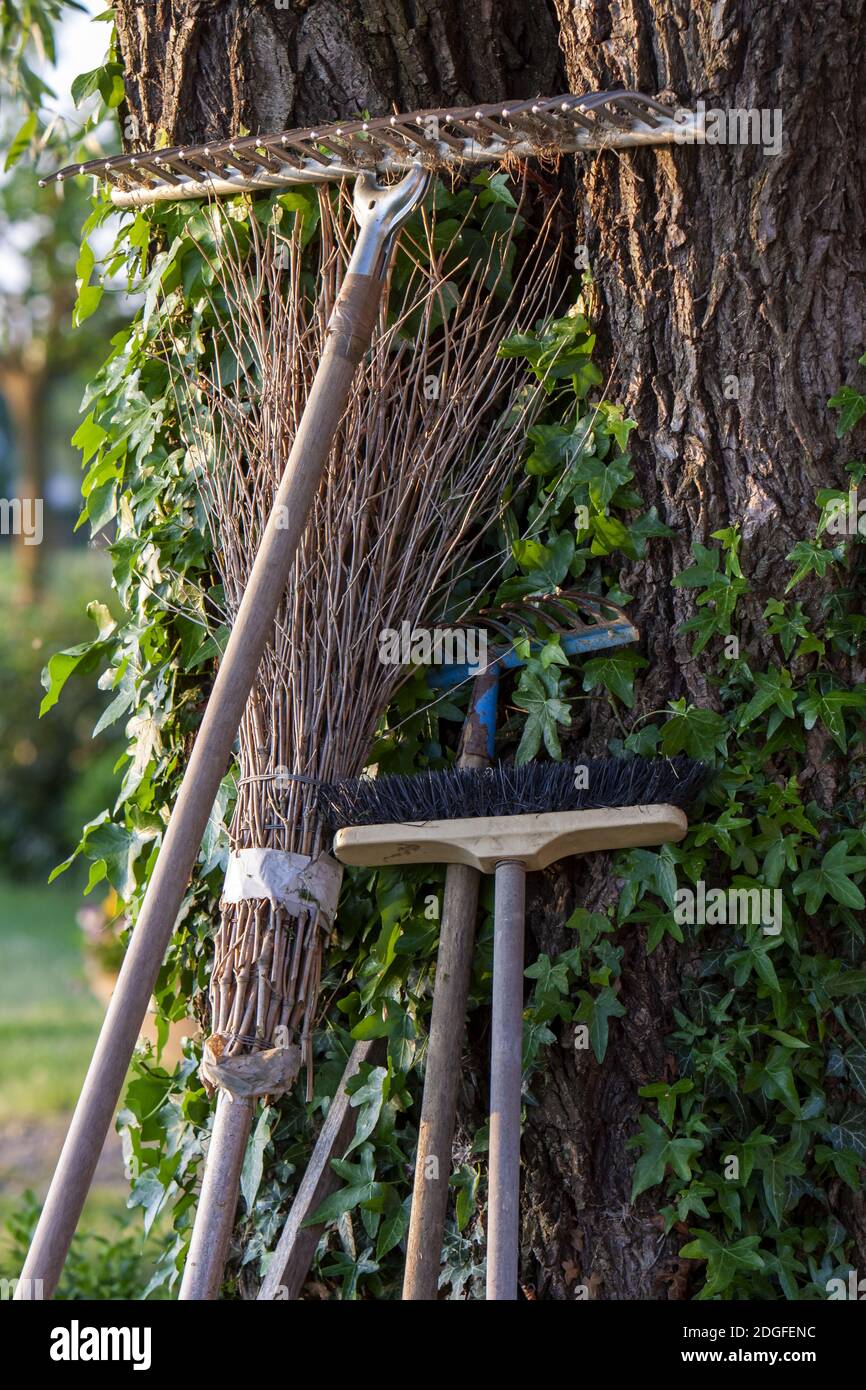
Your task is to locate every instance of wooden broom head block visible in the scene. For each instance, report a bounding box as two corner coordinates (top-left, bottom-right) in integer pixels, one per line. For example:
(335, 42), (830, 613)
(333, 803), (688, 874)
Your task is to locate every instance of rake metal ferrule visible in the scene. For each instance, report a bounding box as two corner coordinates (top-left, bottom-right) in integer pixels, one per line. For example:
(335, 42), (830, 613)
(350, 166), (430, 279)
(40, 91), (705, 208)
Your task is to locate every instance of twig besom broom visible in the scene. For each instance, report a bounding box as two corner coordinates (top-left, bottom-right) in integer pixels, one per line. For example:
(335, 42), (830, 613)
(173, 185), (565, 1297)
(22, 89), (704, 1298)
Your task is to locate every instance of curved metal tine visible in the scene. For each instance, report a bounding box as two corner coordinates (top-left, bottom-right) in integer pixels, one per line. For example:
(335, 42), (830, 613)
(299, 128), (362, 161)
(614, 94), (664, 127)
(561, 588), (632, 627)
(408, 116), (466, 154)
(580, 91), (636, 131)
(181, 149), (241, 178)
(44, 148), (131, 184)
(295, 134), (349, 167)
(150, 161), (182, 185)
(367, 124), (426, 159)
(249, 145), (289, 173)
(611, 91), (677, 121)
(443, 115), (500, 149)
(604, 94), (662, 130)
(100, 160), (153, 186)
(156, 154), (209, 180)
(559, 100), (603, 133)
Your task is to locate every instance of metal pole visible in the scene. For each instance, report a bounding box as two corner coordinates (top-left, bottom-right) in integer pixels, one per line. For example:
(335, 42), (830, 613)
(486, 859), (526, 1301)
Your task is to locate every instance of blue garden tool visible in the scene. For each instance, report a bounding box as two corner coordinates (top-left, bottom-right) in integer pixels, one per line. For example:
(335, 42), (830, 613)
(391, 591), (639, 1299)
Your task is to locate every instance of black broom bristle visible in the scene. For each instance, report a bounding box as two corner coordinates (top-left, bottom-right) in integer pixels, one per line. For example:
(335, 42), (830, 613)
(320, 756), (710, 829)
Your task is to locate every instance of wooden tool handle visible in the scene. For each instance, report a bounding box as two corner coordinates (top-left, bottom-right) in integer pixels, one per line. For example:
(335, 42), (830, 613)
(402, 860), (482, 1299)
(179, 1094), (255, 1300)
(486, 859), (527, 1301)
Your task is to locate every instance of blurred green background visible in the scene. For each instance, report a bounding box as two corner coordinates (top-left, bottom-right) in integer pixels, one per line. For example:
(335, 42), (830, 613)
(0, 4), (167, 1297)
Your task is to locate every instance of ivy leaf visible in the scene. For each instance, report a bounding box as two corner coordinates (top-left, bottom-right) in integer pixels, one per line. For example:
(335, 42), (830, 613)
(785, 540), (838, 590)
(452, 1164), (479, 1232)
(581, 650), (647, 709)
(628, 1115), (703, 1199)
(73, 239), (103, 326)
(513, 671), (571, 764)
(797, 687), (866, 752)
(738, 669), (796, 730)
(71, 64), (107, 106)
(756, 1143), (805, 1223)
(524, 952), (570, 997)
(672, 544), (721, 589)
(376, 1196), (410, 1259)
(512, 532), (574, 588)
(4, 111), (37, 170)
(659, 700), (728, 760)
(827, 1106), (866, 1159)
(40, 637), (107, 715)
(240, 1106), (273, 1212)
(345, 1066), (388, 1154)
(828, 384), (866, 436)
(678, 1232), (765, 1299)
(618, 844), (679, 914)
(843, 1044), (866, 1100)
(629, 507), (675, 556)
(386, 1007), (416, 1074)
(760, 1046), (801, 1116)
(574, 986), (627, 1062)
(305, 1178), (383, 1227)
(793, 841), (866, 912)
(587, 454), (633, 511)
(638, 1079), (694, 1130)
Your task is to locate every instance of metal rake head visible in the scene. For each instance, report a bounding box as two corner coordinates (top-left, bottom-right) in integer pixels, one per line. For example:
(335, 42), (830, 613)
(41, 90), (702, 208)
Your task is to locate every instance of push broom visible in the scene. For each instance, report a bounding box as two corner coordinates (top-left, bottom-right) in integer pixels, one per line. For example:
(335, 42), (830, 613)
(22, 91), (705, 1297)
(401, 591), (639, 1301)
(323, 755), (708, 1300)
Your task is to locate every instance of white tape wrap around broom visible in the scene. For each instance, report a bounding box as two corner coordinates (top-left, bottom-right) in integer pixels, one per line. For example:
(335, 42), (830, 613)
(200, 848), (344, 1100)
(222, 847), (343, 924)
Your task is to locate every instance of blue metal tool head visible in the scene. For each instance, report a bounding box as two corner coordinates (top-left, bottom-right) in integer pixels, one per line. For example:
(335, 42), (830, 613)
(426, 591), (639, 759)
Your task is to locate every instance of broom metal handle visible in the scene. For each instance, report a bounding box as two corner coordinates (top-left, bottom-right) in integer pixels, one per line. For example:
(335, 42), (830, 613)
(17, 163), (429, 1300)
(487, 858), (526, 1301)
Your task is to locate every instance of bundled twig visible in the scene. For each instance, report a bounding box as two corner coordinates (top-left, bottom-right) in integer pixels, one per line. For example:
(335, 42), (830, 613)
(172, 179), (564, 1100)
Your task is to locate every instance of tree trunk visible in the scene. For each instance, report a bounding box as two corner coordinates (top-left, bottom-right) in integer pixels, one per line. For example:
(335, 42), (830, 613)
(114, 0), (563, 146)
(519, 0), (866, 1300)
(113, 0), (866, 1300)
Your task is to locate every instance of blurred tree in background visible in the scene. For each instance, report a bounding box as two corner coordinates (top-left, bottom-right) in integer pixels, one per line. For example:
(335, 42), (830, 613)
(0, 0), (124, 874)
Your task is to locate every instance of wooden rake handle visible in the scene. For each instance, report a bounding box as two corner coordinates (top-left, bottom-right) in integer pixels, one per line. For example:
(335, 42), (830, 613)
(17, 167), (429, 1300)
(402, 729), (492, 1300)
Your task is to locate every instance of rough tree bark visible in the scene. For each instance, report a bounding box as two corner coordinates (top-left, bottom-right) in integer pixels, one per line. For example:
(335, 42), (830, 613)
(114, 0), (563, 147)
(520, 0), (866, 1300)
(114, 0), (866, 1298)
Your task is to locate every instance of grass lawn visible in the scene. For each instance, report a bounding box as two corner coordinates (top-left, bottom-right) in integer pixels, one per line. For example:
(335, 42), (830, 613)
(0, 551), (174, 1293)
(0, 873), (147, 1285)
(0, 876), (103, 1123)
